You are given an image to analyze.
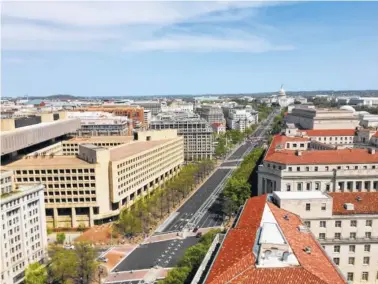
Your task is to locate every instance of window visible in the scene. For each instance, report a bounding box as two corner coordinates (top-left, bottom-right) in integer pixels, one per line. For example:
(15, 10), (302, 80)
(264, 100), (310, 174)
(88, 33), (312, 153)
(315, 183), (320, 191)
(304, 221), (311, 228)
(347, 273), (354, 281)
(334, 233), (341, 240)
(288, 167), (292, 172)
(363, 257), (369, 265)
(321, 203), (326, 211)
(320, 221), (326, 228)
(349, 245), (355, 252)
(298, 183), (302, 191)
(350, 220), (357, 227)
(326, 184), (330, 191)
(286, 184), (291, 191)
(366, 220), (372, 227)
(305, 203), (311, 211)
(362, 272), (369, 281)
(364, 244), (370, 252)
(306, 183), (311, 191)
(314, 166), (318, 171)
(333, 258), (339, 265)
(365, 232), (371, 238)
(335, 221), (341, 227)
(305, 167), (310, 171)
(334, 245), (340, 252)
(348, 257), (355, 265)
(296, 167), (300, 171)
(350, 232), (356, 239)
(319, 233), (325, 240)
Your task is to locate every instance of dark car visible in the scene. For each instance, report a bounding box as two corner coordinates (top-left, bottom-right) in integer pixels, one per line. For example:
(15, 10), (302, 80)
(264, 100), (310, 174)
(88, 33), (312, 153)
(196, 232), (203, 238)
(192, 227), (199, 233)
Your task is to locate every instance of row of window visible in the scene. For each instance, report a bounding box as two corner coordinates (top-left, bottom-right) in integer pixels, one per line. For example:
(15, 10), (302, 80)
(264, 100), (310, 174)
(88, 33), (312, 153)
(45, 183), (96, 189)
(1, 192), (39, 211)
(305, 219), (374, 228)
(45, 197), (96, 203)
(346, 271), (378, 282)
(16, 168), (95, 175)
(287, 164), (377, 172)
(321, 232), (373, 240)
(45, 190), (95, 195)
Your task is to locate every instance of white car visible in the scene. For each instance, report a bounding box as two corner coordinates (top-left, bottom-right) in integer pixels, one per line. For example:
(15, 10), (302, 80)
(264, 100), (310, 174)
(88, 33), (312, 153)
(98, 256), (108, 263)
(63, 244), (75, 250)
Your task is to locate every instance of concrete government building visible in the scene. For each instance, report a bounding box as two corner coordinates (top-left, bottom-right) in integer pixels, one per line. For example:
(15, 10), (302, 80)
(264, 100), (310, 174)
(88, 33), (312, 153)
(3, 129), (184, 228)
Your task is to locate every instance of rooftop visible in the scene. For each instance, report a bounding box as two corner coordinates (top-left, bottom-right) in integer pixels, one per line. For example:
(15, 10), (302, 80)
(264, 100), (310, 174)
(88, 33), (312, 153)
(299, 129), (356, 137)
(109, 138), (179, 161)
(274, 191), (328, 200)
(4, 155), (92, 168)
(65, 136), (133, 143)
(265, 135), (378, 165)
(205, 195), (345, 284)
(329, 192), (378, 215)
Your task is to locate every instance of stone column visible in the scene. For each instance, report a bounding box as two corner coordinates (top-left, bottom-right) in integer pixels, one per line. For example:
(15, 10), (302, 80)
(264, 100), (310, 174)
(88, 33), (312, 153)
(89, 207), (94, 227)
(71, 208), (77, 228)
(53, 208), (58, 228)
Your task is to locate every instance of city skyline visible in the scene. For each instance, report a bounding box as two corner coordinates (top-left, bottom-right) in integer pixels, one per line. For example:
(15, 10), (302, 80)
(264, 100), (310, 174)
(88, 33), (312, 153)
(2, 1), (378, 97)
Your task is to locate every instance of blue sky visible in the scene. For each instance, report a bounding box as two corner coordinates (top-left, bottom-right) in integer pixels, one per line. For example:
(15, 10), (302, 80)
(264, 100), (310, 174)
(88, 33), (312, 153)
(2, 1), (378, 97)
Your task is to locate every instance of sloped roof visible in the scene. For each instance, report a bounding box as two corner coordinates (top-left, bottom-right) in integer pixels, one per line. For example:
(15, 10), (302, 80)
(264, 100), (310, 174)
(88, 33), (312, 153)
(329, 192), (378, 215)
(205, 195), (346, 284)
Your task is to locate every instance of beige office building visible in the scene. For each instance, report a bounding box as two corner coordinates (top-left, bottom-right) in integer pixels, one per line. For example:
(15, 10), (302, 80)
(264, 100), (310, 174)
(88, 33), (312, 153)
(272, 191), (378, 284)
(3, 130), (184, 228)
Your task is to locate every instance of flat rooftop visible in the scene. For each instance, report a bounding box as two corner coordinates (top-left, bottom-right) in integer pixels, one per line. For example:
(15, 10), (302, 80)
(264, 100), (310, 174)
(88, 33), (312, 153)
(109, 138), (177, 161)
(0, 118), (78, 134)
(66, 136), (133, 143)
(4, 156), (92, 168)
(273, 191), (329, 200)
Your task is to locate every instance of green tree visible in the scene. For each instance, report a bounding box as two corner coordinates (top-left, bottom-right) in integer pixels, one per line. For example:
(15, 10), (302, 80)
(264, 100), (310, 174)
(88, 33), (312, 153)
(75, 242), (98, 284)
(56, 232), (66, 244)
(25, 262), (47, 284)
(49, 245), (78, 283)
(160, 266), (191, 284)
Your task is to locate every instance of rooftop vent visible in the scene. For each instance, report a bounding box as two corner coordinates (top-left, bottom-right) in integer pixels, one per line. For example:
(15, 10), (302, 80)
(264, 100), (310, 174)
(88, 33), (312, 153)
(304, 247), (312, 254)
(356, 196), (362, 202)
(298, 225), (309, 233)
(283, 215), (289, 221)
(368, 148), (376, 154)
(344, 203), (355, 211)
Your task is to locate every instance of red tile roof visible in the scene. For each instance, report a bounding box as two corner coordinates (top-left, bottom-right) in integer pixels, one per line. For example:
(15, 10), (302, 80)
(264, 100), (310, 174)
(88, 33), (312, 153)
(328, 192), (378, 215)
(373, 132), (378, 138)
(299, 129), (356, 137)
(265, 135), (378, 165)
(211, 122), (224, 128)
(205, 195), (346, 284)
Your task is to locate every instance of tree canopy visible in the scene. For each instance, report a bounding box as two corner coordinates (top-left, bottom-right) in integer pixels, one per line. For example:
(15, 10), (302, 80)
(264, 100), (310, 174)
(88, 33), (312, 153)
(25, 262), (47, 284)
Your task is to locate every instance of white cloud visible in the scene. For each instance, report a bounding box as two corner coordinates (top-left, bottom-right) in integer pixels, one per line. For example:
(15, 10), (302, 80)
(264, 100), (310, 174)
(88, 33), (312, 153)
(1, 1), (294, 52)
(125, 34), (294, 53)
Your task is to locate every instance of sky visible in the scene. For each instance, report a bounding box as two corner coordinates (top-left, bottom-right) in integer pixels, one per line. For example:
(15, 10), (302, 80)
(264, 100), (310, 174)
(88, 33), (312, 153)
(1, 1), (378, 97)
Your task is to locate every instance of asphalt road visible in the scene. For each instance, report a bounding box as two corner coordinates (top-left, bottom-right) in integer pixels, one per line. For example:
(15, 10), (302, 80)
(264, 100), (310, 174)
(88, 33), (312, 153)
(114, 237), (199, 272)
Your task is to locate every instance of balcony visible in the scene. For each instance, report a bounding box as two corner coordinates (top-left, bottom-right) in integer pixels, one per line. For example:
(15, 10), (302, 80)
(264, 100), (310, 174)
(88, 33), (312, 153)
(319, 236), (378, 244)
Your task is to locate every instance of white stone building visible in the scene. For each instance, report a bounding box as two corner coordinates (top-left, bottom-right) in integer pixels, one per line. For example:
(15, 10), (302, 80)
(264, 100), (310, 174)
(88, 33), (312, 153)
(258, 134), (378, 195)
(272, 191), (378, 284)
(0, 172), (47, 284)
(226, 108), (258, 132)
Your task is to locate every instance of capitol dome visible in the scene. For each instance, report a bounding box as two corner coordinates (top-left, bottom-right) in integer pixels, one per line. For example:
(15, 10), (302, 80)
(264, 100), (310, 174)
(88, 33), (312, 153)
(340, 105), (355, 113)
(278, 85), (286, 97)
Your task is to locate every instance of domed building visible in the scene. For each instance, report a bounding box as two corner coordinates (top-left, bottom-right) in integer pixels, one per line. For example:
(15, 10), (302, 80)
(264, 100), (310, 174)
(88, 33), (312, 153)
(276, 85), (294, 107)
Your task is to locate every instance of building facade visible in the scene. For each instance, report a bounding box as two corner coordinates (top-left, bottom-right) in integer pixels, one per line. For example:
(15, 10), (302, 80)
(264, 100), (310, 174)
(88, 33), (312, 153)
(196, 106), (226, 125)
(3, 130), (184, 228)
(258, 133), (378, 196)
(0, 179), (48, 284)
(150, 113), (214, 160)
(226, 108), (258, 132)
(272, 191), (378, 284)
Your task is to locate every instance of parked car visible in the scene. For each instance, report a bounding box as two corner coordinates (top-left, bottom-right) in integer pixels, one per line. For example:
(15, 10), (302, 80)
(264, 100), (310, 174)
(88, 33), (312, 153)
(192, 227), (199, 233)
(63, 244), (75, 250)
(98, 256), (108, 263)
(196, 232), (203, 238)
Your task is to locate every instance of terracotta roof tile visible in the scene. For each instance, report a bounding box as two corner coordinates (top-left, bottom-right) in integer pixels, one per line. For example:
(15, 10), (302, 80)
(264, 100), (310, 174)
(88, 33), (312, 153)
(265, 135), (378, 165)
(328, 192), (378, 215)
(299, 129), (356, 137)
(205, 195), (346, 284)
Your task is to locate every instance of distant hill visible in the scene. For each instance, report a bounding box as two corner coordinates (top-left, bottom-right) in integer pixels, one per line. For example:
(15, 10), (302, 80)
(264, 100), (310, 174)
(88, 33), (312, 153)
(22, 94), (81, 100)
